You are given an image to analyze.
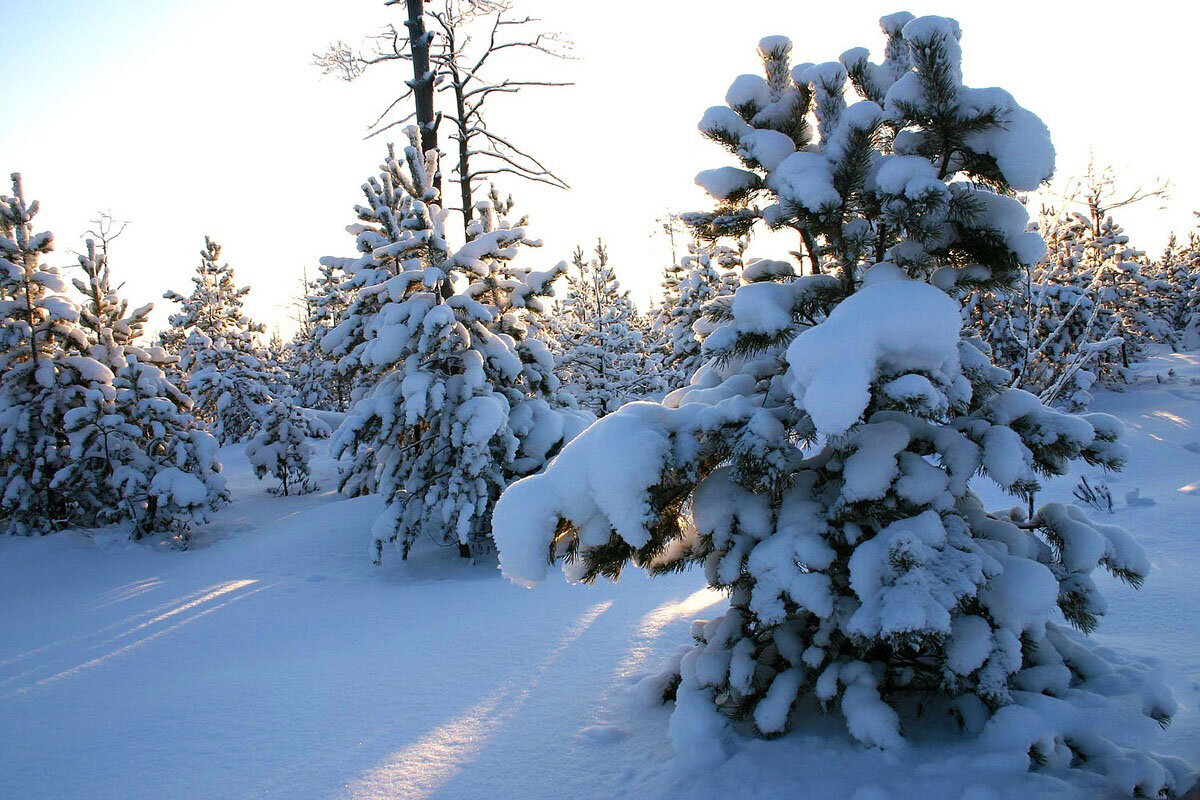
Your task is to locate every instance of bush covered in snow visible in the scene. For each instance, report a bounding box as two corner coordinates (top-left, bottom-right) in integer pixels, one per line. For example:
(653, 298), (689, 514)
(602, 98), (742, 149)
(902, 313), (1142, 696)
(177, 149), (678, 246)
(492, 15), (1188, 796)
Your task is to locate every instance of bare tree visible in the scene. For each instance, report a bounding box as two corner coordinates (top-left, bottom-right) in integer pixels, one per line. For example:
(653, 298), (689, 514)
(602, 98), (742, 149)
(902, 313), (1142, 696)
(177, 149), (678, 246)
(315, 0), (572, 234)
(1059, 153), (1170, 237)
(70, 210), (129, 263)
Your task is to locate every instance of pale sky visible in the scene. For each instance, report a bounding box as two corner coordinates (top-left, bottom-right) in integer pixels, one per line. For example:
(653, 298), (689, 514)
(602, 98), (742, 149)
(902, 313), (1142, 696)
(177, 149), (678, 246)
(4, 0), (1197, 336)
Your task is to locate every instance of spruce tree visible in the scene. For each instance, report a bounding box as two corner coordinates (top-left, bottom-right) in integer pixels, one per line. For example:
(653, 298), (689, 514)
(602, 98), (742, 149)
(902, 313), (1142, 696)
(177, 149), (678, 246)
(493, 17), (1184, 795)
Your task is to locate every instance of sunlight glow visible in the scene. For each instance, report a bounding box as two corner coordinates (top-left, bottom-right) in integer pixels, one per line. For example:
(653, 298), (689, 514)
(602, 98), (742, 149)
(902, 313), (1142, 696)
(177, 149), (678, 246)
(346, 599), (613, 800)
(1149, 410), (1190, 428)
(614, 587), (725, 679)
(1, 579), (266, 698)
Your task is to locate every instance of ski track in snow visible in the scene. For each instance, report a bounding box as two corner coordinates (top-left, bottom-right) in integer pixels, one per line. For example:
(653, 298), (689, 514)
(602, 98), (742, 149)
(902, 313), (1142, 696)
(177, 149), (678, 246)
(1, 349), (1198, 799)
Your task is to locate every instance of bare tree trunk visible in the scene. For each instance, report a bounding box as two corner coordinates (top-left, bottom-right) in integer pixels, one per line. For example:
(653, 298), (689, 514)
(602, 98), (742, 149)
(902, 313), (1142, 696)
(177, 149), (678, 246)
(454, 83), (472, 236)
(402, 0), (440, 191)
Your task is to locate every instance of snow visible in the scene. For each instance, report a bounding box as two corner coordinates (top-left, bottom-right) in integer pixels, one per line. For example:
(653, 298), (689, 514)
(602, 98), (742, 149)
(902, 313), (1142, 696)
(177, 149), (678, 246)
(693, 166), (759, 200)
(1, 357), (1198, 799)
(786, 271), (963, 436)
(697, 105), (751, 143)
(736, 129), (795, 171)
(961, 86), (1055, 191)
(768, 151), (839, 213)
(724, 74), (770, 112)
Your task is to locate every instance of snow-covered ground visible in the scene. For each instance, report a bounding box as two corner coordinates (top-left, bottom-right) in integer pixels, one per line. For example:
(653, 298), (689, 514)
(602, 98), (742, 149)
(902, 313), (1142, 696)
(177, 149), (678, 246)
(2, 351), (1198, 800)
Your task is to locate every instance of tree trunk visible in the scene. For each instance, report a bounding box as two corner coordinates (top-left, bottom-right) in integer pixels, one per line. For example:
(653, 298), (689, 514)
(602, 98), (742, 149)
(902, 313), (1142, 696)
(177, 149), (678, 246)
(457, 110), (472, 237)
(403, 0), (440, 192)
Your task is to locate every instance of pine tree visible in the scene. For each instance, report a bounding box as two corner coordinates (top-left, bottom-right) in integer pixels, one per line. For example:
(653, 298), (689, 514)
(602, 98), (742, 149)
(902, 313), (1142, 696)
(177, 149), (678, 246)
(291, 263), (351, 411)
(110, 353), (228, 539)
(331, 127), (590, 561)
(246, 398), (326, 496)
(968, 207), (1118, 411)
(321, 140), (448, 496)
(493, 17), (1182, 794)
(0, 174), (93, 534)
(1174, 227), (1200, 348)
(552, 241), (659, 414)
(651, 240), (744, 389)
(163, 237), (274, 444)
(52, 238), (227, 538)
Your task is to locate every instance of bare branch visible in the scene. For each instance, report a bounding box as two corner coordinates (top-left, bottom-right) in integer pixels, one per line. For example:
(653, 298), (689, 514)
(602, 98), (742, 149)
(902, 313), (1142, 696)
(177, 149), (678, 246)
(467, 167), (569, 189)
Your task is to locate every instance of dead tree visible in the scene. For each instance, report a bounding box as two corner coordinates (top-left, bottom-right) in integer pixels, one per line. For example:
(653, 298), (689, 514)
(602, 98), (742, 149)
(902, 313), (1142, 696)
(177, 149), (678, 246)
(314, 0), (571, 234)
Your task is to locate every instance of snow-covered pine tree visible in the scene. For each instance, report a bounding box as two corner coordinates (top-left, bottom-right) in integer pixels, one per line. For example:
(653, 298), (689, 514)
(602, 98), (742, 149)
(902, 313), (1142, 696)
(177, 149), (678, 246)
(246, 397), (326, 496)
(290, 263), (351, 411)
(331, 126), (591, 561)
(109, 353), (228, 540)
(652, 240), (744, 389)
(1146, 229), (1200, 347)
(968, 206), (1118, 411)
(163, 237), (275, 444)
(54, 237), (227, 538)
(321, 140), (447, 497)
(0, 174), (95, 534)
(493, 16), (1185, 795)
(321, 143), (438, 406)
(552, 240), (658, 414)
(1175, 227), (1200, 348)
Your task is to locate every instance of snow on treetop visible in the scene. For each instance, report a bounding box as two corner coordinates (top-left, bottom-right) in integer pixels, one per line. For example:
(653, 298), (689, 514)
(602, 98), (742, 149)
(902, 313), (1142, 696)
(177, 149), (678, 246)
(839, 47), (871, 67)
(725, 74), (771, 112)
(736, 129), (795, 171)
(786, 268), (963, 436)
(901, 15), (963, 86)
(757, 35), (792, 58)
(698, 105), (752, 143)
(824, 101), (884, 160)
(879, 11), (916, 35)
(901, 14), (962, 44)
(799, 61), (847, 89)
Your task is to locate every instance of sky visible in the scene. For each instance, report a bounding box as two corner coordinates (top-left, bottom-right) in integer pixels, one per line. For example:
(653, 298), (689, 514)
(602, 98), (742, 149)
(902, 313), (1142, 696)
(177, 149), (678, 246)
(4, 0), (1198, 336)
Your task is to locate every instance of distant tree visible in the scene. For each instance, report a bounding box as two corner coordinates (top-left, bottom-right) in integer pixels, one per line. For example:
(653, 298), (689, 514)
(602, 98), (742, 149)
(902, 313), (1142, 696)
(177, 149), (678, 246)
(552, 241), (658, 414)
(651, 240), (743, 389)
(247, 398), (327, 496)
(289, 264), (352, 411)
(162, 237), (274, 443)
